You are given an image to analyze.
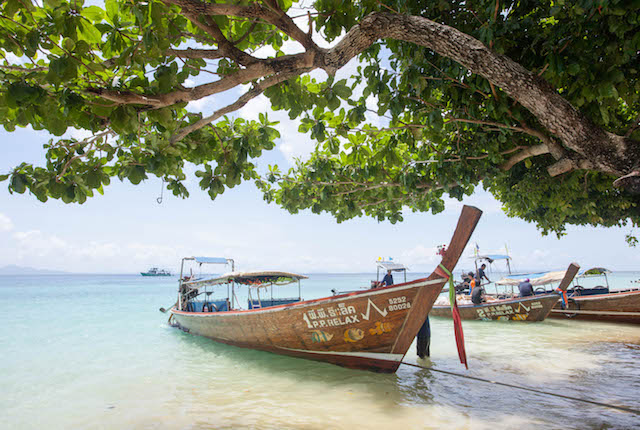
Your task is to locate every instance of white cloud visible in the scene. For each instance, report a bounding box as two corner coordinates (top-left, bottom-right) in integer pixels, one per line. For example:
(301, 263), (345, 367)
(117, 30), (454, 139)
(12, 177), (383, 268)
(398, 244), (440, 267)
(0, 213), (13, 232)
(13, 230), (69, 258)
(4, 228), (190, 273)
(3, 52), (26, 65)
(237, 93), (271, 121)
(186, 93), (219, 114)
(278, 132), (315, 164)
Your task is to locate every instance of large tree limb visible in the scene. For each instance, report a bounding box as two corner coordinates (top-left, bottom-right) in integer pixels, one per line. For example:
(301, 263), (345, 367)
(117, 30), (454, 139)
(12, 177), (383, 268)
(319, 12), (640, 192)
(88, 51), (316, 107)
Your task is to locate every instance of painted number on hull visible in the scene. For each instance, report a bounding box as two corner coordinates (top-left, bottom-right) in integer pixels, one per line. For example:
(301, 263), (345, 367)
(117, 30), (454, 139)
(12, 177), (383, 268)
(388, 296), (411, 311)
(476, 304), (514, 319)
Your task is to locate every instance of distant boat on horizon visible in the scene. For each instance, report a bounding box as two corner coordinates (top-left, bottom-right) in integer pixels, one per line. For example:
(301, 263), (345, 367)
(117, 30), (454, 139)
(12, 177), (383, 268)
(141, 267), (172, 277)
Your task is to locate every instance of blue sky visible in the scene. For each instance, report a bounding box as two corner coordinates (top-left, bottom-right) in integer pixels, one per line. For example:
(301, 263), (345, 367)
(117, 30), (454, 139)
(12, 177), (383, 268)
(1, 6), (638, 274)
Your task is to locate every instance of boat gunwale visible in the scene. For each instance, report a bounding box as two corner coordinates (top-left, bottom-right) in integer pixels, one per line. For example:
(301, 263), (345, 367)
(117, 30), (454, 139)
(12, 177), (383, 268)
(171, 276), (446, 317)
(431, 293), (560, 310)
(567, 289), (640, 301)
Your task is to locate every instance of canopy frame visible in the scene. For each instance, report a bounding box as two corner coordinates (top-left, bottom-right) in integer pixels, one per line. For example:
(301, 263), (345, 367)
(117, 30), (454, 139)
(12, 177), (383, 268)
(178, 256), (235, 310)
(376, 260), (408, 283)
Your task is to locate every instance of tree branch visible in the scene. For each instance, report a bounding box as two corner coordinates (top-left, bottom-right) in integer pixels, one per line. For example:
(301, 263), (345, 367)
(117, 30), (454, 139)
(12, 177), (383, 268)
(163, 0), (317, 51)
(548, 158), (595, 177)
(499, 144), (550, 171)
(88, 51), (315, 108)
(166, 48), (224, 60)
(170, 68), (309, 142)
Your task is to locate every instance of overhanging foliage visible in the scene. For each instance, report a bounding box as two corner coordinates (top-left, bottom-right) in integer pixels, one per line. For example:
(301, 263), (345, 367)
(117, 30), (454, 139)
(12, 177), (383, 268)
(1, 0), (639, 237)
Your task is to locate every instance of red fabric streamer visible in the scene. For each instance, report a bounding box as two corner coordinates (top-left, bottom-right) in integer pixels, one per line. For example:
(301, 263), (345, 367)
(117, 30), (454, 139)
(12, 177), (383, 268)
(451, 298), (468, 369)
(441, 264), (468, 369)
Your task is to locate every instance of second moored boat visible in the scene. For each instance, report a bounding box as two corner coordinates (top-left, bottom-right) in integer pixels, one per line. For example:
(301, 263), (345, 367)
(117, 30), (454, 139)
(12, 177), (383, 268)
(431, 255), (580, 322)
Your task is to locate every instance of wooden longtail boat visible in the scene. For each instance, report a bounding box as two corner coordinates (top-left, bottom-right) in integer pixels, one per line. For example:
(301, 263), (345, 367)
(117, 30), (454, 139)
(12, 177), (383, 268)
(545, 268), (640, 324)
(430, 263), (580, 322)
(168, 205), (482, 373)
(430, 294), (562, 321)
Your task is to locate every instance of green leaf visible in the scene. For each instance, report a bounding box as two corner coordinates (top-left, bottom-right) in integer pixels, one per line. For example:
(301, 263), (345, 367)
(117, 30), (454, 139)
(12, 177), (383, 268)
(82, 6), (105, 22)
(567, 63), (580, 76)
(10, 174), (27, 194)
(77, 20), (103, 44)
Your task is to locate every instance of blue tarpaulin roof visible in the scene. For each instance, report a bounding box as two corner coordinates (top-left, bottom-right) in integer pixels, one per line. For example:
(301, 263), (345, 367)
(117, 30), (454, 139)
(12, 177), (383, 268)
(376, 261), (408, 271)
(193, 257), (230, 264)
(473, 254), (511, 261)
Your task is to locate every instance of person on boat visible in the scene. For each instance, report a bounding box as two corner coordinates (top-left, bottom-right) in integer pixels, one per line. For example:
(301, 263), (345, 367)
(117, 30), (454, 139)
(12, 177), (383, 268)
(476, 264), (490, 285)
(518, 278), (534, 297)
(471, 281), (485, 304)
(468, 275), (477, 295)
(380, 270), (394, 287)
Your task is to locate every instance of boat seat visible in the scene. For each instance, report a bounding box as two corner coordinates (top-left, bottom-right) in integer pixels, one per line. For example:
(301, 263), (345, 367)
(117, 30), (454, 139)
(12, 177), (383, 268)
(188, 300), (229, 312)
(248, 298), (301, 309)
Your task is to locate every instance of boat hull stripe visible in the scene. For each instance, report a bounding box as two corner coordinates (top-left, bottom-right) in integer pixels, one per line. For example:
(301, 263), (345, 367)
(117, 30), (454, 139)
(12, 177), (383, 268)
(550, 309), (640, 316)
(277, 347), (405, 362)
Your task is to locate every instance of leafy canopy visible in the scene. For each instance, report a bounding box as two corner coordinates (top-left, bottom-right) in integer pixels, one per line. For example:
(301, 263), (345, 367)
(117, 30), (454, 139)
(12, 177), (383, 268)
(1, 0), (639, 238)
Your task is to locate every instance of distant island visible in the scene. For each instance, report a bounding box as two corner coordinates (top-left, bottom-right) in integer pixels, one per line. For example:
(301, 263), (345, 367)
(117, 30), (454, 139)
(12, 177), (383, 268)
(0, 265), (69, 275)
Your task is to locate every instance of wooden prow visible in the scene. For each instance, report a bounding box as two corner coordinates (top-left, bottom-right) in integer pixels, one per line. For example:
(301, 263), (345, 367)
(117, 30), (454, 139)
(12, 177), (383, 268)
(557, 263), (581, 292)
(428, 205), (483, 281)
(391, 205), (482, 355)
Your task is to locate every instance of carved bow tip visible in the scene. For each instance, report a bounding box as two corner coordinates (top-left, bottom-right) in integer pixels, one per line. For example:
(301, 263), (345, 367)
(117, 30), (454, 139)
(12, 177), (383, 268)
(613, 171), (640, 194)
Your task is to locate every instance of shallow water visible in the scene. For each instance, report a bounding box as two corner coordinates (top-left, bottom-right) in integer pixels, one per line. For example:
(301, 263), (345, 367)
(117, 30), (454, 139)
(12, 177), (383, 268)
(1, 273), (639, 429)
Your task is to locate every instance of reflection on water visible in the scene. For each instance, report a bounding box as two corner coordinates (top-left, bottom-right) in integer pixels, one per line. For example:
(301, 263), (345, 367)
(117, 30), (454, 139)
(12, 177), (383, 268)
(0, 274), (638, 429)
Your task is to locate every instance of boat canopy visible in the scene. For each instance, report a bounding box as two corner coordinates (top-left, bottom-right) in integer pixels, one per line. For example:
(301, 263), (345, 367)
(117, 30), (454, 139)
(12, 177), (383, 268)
(496, 270), (568, 287)
(376, 261), (408, 272)
(579, 267), (611, 276)
(473, 254), (511, 262)
(191, 256), (231, 264)
(183, 270), (308, 289)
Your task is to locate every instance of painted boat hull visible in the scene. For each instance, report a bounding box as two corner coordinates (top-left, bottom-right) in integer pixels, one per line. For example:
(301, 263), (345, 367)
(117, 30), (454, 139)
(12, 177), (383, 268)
(548, 289), (640, 324)
(141, 273), (172, 276)
(171, 278), (446, 373)
(430, 294), (560, 321)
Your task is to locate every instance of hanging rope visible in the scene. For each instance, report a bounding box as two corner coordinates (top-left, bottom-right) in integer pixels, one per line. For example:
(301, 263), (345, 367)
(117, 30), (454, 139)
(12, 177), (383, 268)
(400, 361), (640, 415)
(157, 179), (164, 204)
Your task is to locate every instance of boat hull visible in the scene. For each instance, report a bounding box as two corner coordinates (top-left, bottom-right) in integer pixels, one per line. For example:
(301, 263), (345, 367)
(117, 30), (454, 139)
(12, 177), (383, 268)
(430, 294), (560, 321)
(171, 278), (445, 373)
(548, 290), (640, 324)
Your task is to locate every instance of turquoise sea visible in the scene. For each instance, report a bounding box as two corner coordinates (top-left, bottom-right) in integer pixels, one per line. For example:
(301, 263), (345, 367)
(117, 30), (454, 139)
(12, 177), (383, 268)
(1, 272), (639, 429)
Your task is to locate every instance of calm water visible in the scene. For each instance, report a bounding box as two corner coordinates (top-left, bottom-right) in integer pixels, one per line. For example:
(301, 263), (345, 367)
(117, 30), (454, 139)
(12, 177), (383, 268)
(1, 273), (639, 429)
